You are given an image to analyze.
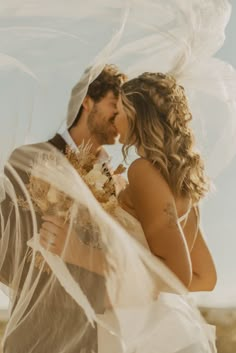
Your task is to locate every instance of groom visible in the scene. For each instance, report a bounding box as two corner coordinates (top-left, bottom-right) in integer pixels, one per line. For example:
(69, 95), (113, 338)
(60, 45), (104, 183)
(0, 64), (126, 353)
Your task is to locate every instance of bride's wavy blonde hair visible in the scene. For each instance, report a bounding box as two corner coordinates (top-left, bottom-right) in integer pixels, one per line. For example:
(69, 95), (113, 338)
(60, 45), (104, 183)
(121, 72), (210, 203)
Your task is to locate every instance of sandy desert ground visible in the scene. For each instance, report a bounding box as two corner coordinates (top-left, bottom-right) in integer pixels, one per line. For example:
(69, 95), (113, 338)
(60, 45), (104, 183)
(0, 307), (235, 353)
(201, 307), (236, 353)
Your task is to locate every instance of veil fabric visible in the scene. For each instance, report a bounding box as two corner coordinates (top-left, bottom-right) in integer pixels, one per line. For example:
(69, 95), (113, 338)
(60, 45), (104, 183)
(2, 144), (216, 353)
(0, 0), (235, 352)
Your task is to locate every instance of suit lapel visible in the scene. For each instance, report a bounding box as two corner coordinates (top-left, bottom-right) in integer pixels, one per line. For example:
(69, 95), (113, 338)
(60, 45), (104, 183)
(48, 134), (68, 154)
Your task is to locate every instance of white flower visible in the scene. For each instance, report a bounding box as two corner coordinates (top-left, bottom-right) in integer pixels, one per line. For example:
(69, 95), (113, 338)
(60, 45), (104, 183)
(84, 164), (108, 190)
(93, 163), (103, 172)
(47, 186), (59, 204)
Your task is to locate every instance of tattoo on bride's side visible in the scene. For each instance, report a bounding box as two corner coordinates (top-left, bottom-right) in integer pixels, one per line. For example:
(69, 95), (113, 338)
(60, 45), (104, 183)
(163, 203), (178, 228)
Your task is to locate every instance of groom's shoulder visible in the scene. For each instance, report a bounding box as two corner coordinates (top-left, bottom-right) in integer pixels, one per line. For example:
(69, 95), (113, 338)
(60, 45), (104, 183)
(2, 141), (51, 193)
(6, 138), (63, 180)
(9, 140), (53, 164)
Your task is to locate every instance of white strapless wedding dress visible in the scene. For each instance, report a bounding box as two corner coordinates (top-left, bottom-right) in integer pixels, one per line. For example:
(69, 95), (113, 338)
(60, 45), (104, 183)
(97, 207), (217, 353)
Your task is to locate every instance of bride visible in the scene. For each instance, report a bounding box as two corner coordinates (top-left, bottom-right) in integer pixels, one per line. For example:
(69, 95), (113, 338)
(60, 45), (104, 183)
(40, 72), (217, 353)
(116, 72), (217, 291)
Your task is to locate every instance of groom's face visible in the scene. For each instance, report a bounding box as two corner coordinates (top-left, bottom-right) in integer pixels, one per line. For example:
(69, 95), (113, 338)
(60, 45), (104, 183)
(115, 96), (129, 144)
(87, 91), (119, 145)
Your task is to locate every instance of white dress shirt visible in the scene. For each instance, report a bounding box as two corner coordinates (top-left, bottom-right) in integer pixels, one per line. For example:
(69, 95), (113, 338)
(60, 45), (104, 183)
(60, 130), (110, 163)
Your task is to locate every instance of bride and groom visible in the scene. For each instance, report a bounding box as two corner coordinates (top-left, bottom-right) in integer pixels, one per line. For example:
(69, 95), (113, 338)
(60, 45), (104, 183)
(0, 64), (217, 352)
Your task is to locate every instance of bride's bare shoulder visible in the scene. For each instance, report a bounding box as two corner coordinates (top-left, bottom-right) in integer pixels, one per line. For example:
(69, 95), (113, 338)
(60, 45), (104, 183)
(128, 158), (166, 184)
(128, 158), (155, 173)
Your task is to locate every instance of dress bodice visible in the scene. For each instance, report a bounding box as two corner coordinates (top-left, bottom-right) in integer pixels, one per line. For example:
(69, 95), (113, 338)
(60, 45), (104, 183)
(98, 205), (216, 353)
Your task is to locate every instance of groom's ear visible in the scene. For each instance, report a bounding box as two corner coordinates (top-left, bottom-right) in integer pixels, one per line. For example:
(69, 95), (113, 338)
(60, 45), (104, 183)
(82, 96), (94, 113)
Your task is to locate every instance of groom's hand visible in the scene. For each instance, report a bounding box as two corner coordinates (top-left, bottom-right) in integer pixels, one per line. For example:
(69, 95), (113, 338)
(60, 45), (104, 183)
(39, 215), (78, 260)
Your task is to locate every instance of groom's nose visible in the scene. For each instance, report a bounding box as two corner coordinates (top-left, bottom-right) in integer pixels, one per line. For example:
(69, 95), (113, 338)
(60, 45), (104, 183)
(113, 105), (119, 116)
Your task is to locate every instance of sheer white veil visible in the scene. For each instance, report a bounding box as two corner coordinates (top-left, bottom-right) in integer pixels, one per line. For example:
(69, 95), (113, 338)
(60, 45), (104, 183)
(0, 1), (235, 352)
(1, 1), (235, 179)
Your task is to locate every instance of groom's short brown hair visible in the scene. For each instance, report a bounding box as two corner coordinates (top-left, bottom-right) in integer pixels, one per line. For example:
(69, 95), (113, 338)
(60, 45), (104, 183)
(70, 64), (126, 128)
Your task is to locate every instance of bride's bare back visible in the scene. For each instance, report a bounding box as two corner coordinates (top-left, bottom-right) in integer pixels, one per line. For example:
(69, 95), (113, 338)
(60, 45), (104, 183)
(118, 158), (217, 291)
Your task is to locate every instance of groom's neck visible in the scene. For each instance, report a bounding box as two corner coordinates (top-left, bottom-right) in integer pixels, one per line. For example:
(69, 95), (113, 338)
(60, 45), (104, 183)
(69, 126), (102, 156)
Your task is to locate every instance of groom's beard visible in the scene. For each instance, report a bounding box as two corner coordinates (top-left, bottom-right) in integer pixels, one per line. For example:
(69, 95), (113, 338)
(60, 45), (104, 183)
(87, 106), (118, 145)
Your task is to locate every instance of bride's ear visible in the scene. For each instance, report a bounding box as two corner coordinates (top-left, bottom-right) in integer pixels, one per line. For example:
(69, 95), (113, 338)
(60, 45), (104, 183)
(82, 96), (94, 112)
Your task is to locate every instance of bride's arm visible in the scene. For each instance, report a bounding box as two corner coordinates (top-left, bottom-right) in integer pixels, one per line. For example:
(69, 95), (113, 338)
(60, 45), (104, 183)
(39, 215), (116, 309)
(39, 215), (107, 276)
(189, 227), (217, 292)
(183, 206), (217, 291)
(127, 158), (192, 288)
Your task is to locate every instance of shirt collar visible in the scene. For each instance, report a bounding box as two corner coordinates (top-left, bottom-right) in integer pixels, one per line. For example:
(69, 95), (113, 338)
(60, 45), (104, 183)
(60, 130), (110, 163)
(61, 130), (78, 150)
